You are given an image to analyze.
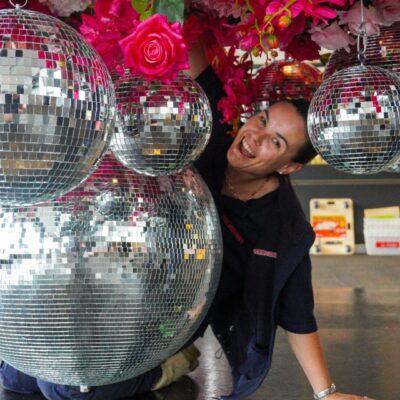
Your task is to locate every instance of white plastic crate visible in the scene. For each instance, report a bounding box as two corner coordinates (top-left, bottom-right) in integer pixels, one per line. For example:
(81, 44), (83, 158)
(364, 217), (400, 255)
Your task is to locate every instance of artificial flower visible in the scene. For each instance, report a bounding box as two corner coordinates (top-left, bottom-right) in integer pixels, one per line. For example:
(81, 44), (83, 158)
(94, 0), (138, 32)
(285, 33), (321, 61)
(119, 14), (189, 83)
(310, 21), (355, 52)
(192, 0), (246, 18)
(38, 0), (92, 17)
(340, 1), (381, 36)
(374, 0), (400, 24)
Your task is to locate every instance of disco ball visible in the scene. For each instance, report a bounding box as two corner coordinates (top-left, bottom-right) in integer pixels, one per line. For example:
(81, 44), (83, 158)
(0, 153), (222, 386)
(0, 8), (115, 206)
(252, 59), (322, 112)
(110, 71), (212, 176)
(308, 65), (400, 174)
(385, 154), (400, 172)
(324, 22), (400, 80)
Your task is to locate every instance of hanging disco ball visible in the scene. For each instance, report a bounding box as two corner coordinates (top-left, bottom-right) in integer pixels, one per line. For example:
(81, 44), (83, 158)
(0, 152), (222, 386)
(324, 22), (400, 80)
(0, 8), (115, 206)
(110, 71), (212, 176)
(385, 155), (400, 172)
(308, 65), (400, 174)
(251, 59), (322, 112)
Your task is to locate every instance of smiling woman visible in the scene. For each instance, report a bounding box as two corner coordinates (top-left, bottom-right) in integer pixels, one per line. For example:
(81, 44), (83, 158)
(179, 40), (373, 400)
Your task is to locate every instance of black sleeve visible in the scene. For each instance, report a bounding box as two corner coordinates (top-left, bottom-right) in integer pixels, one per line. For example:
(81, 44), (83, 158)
(194, 66), (232, 173)
(277, 254), (318, 334)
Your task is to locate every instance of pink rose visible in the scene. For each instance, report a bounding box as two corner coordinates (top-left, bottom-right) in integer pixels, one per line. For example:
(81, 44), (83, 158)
(374, 0), (400, 24)
(119, 14), (189, 83)
(340, 1), (381, 36)
(310, 21), (355, 51)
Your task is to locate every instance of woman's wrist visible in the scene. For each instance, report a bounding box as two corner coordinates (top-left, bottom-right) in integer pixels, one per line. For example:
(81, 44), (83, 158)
(313, 382), (337, 399)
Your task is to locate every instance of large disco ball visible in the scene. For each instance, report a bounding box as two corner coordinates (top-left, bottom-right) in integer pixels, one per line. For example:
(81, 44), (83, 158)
(324, 22), (400, 80)
(308, 65), (400, 174)
(0, 153), (222, 386)
(110, 71), (212, 176)
(0, 8), (115, 206)
(252, 59), (321, 111)
(385, 154), (400, 172)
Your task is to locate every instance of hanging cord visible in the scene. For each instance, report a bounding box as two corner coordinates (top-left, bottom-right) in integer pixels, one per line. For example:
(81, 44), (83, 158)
(8, 0), (28, 9)
(357, 0), (368, 66)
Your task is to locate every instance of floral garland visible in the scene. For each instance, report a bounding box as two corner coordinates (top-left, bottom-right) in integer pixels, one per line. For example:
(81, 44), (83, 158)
(2, 0), (399, 131)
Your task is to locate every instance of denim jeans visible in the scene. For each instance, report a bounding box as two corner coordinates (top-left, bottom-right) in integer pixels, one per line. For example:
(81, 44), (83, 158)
(0, 361), (161, 400)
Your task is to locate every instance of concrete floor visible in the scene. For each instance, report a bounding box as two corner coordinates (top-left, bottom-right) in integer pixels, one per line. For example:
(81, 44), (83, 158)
(1, 255), (399, 400)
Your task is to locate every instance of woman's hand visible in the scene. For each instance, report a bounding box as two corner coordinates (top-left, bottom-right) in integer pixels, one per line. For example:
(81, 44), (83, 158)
(325, 392), (375, 400)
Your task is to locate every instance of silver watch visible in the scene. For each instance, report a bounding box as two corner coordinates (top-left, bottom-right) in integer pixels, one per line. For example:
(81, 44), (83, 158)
(313, 383), (337, 399)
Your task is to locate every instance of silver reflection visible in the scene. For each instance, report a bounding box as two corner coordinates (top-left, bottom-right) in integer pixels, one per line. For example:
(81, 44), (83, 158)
(110, 71), (212, 176)
(308, 65), (400, 174)
(0, 153), (222, 386)
(0, 9), (115, 206)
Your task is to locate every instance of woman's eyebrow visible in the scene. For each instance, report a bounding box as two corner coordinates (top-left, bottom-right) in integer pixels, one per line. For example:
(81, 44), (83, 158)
(265, 109), (288, 148)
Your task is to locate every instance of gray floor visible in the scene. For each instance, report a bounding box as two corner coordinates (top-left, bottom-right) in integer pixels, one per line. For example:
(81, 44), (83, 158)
(1, 255), (399, 400)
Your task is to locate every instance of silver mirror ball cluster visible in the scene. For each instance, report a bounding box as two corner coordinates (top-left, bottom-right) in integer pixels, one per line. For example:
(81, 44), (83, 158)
(0, 7), (221, 387)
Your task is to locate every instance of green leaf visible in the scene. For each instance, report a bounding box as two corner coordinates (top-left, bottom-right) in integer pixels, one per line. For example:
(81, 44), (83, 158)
(154, 0), (184, 24)
(132, 0), (154, 16)
(140, 10), (154, 21)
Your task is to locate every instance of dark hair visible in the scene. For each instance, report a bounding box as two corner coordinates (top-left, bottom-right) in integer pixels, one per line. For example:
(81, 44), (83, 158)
(282, 99), (318, 165)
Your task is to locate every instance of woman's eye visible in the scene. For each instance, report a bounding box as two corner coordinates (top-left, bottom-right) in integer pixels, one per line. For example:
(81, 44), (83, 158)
(272, 138), (280, 148)
(260, 115), (267, 127)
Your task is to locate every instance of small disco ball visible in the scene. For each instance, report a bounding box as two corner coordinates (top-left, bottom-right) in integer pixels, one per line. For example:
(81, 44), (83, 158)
(385, 155), (400, 172)
(0, 152), (222, 386)
(110, 71), (212, 176)
(324, 22), (400, 80)
(0, 8), (115, 206)
(251, 59), (322, 111)
(308, 65), (400, 174)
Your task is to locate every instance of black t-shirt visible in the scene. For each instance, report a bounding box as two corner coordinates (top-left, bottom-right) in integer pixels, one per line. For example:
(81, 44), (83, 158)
(194, 66), (281, 308)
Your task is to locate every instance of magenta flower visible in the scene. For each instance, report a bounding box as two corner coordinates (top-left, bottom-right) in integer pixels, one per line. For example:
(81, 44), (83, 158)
(119, 14), (189, 83)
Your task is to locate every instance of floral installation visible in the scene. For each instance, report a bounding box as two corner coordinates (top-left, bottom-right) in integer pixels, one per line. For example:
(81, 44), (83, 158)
(185, 0), (400, 131)
(1, 0), (399, 131)
(79, 0), (188, 83)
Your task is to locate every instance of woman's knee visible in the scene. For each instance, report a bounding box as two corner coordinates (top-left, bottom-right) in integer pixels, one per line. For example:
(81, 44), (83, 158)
(37, 380), (95, 400)
(0, 361), (40, 394)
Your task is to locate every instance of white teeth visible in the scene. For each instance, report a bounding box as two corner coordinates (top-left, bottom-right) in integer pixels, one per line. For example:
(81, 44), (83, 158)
(242, 138), (255, 157)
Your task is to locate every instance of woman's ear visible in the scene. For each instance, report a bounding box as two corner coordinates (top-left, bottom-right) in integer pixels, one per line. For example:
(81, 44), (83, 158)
(277, 162), (303, 175)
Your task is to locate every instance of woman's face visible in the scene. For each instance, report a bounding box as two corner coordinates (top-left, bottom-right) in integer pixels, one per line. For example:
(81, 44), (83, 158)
(226, 102), (308, 177)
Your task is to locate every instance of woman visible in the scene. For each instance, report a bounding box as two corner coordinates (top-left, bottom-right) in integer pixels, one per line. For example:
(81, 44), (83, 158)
(184, 42), (372, 400)
(0, 45), (372, 400)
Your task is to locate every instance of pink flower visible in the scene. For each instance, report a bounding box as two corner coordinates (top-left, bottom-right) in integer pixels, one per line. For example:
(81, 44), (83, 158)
(38, 0), (92, 17)
(218, 97), (239, 124)
(374, 0), (400, 24)
(94, 0), (138, 33)
(340, 1), (381, 36)
(239, 28), (259, 51)
(310, 21), (355, 51)
(119, 14), (189, 83)
(285, 33), (321, 61)
(193, 0), (246, 18)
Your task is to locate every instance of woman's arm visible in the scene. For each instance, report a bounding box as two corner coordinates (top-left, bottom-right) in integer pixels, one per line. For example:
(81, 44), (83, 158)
(287, 331), (372, 400)
(187, 40), (209, 79)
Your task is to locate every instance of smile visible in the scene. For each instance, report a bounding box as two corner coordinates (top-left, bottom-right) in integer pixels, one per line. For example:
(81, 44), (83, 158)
(240, 138), (256, 158)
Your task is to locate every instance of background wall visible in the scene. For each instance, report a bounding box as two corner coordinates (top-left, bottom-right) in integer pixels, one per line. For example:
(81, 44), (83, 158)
(291, 165), (400, 244)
